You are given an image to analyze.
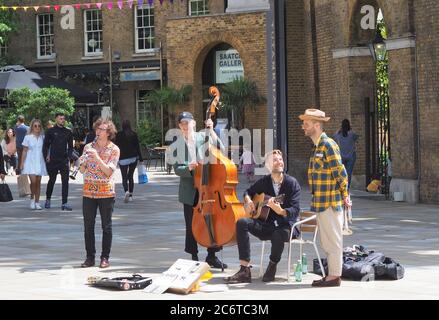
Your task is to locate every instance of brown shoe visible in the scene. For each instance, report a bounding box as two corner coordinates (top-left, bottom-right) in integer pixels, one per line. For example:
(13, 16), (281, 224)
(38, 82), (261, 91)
(81, 258), (95, 268)
(262, 261), (277, 282)
(99, 258), (110, 268)
(312, 276), (341, 287)
(224, 265), (252, 284)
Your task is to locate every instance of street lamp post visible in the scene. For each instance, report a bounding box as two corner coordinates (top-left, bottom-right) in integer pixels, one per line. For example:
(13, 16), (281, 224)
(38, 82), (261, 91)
(369, 30), (387, 62)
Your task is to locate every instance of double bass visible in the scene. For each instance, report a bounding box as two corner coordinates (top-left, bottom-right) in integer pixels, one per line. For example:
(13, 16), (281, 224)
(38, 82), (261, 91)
(192, 86), (248, 249)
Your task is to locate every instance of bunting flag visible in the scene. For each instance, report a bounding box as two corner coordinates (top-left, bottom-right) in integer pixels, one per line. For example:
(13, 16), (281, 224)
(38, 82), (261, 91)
(0, 1), (184, 11)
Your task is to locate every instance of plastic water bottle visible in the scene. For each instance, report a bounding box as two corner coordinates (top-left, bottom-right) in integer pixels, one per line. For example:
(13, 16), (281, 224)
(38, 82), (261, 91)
(302, 253), (308, 274)
(295, 260), (302, 282)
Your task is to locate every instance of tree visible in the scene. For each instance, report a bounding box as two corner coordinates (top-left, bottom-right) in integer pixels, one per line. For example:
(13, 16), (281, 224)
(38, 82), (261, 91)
(143, 85), (193, 142)
(220, 77), (266, 129)
(5, 87), (75, 126)
(0, 2), (19, 66)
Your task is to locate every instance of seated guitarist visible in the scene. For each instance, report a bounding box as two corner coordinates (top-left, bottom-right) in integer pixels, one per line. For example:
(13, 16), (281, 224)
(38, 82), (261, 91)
(225, 149), (301, 283)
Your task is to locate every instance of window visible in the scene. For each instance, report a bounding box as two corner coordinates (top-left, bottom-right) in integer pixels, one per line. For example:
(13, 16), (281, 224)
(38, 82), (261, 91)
(135, 4), (155, 52)
(0, 42), (7, 57)
(189, 0), (209, 16)
(36, 14), (54, 59)
(84, 9), (103, 56)
(137, 90), (154, 124)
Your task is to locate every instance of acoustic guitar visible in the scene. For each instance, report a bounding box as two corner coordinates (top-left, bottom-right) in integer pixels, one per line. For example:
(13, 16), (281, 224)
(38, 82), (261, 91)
(250, 193), (285, 222)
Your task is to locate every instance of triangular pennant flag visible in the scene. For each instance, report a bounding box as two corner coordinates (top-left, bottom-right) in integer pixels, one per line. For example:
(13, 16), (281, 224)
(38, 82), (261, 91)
(12, 6), (18, 10)
(33, 6), (39, 11)
(74, 4), (82, 10)
(127, 0), (134, 8)
(117, 1), (123, 9)
(107, 2), (113, 10)
(0, 6), (6, 11)
(138, 0), (144, 7)
(96, 3), (103, 9)
(159, 0), (163, 5)
(170, 0), (174, 4)
(147, 0), (153, 7)
(85, 3), (92, 9)
(54, 5), (61, 11)
(23, 6), (29, 11)
(45, 5), (51, 11)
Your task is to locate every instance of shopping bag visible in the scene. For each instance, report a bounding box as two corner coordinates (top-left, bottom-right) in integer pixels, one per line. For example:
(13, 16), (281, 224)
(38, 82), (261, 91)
(0, 181), (13, 202)
(137, 163), (148, 184)
(17, 175), (31, 197)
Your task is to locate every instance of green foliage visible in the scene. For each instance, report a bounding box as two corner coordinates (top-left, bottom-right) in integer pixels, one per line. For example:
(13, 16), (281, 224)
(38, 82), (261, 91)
(5, 87), (75, 126)
(375, 21), (389, 120)
(136, 118), (161, 148)
(144, 85), (192, 111)
(0, 2), (19, 67)
(221, 77), (266, 129)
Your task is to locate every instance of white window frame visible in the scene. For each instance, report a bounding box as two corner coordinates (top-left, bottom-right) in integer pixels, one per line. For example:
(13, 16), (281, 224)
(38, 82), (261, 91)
(136, 90), (153, 124)
(189, 0), (209, 16)
(134, 4), (155, 53)
(0, 41), (7, 57)
(83, 9), (103, 57)
(36, 13), (55, 59)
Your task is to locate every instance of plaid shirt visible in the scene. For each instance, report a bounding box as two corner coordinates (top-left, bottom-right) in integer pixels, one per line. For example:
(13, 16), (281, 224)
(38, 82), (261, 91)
(308, 132), (348, 212)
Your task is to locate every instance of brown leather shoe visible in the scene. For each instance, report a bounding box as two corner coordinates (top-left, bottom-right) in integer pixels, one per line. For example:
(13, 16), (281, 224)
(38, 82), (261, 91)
(262, 261), (277, 282)
(312, 276), (341, 287)
(99, 258), (110, 268)
(81, 258), (95, 268)
(224, 265), (252, 284)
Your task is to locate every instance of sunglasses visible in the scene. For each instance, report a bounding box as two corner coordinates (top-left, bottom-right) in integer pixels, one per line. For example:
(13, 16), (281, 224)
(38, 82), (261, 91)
(33, 124), (41, 128)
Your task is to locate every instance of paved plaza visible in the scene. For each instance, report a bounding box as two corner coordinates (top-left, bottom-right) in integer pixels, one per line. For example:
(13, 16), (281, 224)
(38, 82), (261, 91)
(0, 171), (438, 300)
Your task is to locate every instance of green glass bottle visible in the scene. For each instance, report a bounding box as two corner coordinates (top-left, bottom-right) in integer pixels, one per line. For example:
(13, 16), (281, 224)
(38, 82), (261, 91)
(295, 260), (302, 282)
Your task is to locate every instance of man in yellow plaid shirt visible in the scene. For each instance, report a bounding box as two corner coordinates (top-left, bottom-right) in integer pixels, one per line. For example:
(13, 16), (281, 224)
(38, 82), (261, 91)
(300, 108), (352, 287)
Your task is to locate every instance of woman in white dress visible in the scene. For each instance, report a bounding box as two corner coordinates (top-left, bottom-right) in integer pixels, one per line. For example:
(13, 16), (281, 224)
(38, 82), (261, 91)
(19, 119), (47, 210)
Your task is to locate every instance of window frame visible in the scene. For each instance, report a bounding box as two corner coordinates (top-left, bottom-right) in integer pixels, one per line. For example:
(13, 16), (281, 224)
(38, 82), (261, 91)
(36, 13), (55, 59)
(83, 9), (103, 57)
(188, 0), (210, 16)
(134, 4), (155, 53)
(136, 89), (153, 125)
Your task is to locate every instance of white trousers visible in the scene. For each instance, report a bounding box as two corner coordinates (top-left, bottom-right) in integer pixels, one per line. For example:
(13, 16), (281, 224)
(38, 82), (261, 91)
(316, 207), (343, 277)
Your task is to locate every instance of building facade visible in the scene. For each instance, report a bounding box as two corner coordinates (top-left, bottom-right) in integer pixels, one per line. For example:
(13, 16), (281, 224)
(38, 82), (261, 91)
(7, 0), (272, 136)
(283, 0), (439, 204)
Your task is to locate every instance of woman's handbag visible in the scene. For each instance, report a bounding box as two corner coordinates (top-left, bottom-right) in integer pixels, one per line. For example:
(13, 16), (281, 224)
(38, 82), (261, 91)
(0, 180), (13, 202)
(17, 174), (31, 197)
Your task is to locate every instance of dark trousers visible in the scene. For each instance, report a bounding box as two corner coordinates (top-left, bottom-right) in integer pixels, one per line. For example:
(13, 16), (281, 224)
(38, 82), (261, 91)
(236, 218), (290, 264)
(342, 152), (356, 190)
(183, 204), (220, 256)
(120, 160), (138, 193)
(16, 148), (23, 174)
(3, 155), (17, 170)
(82, 197), (114, 260)
(46, 162), (69, 204)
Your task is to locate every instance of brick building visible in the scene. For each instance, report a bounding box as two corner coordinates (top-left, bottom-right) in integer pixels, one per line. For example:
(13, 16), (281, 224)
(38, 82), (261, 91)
(281, 0), (439, 204)
(6, 0), (272, 138)
(5, 0), (438, 204)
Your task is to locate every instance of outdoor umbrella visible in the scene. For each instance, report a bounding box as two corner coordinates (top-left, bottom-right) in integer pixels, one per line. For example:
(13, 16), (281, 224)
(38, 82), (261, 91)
(0, 65), (98, 104)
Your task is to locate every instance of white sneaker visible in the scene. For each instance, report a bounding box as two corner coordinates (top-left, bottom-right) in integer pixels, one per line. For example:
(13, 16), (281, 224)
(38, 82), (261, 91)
(128, 194), (133, 202)
(35, 203), (43, 210)
(124, 191), (130, 203)
(30, 200), (36, 210)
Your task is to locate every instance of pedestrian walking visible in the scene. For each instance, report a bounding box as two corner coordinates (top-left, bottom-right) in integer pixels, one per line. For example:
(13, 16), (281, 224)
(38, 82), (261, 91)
(333, 119), (359, 190)
(115, 120), (143, 203)
(19, 119), (47, 210)
(14, 115), (29, 175)
(43, 113), (74, 211)
(1, 128), (17, 175)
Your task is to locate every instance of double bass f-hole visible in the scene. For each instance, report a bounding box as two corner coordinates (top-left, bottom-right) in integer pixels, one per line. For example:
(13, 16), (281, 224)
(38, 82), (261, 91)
(215, 191), (227, 210)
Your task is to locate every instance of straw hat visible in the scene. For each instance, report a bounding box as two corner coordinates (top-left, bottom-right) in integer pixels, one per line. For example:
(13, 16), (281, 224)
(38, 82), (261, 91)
(299, 108), (330, 122)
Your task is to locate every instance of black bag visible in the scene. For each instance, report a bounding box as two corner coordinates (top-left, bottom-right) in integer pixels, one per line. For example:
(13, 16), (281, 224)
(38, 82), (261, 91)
(87, 274), (152, 291)
(0, 182), (13, 202)
(313, 245), (404, 281)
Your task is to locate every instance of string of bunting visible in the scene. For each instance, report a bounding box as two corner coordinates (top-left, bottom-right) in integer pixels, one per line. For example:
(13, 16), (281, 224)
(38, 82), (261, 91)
(0, 0), (182, 11)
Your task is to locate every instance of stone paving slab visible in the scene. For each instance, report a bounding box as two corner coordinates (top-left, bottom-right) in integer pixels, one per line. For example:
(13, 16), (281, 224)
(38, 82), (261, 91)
(0, 171), (438, 300)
